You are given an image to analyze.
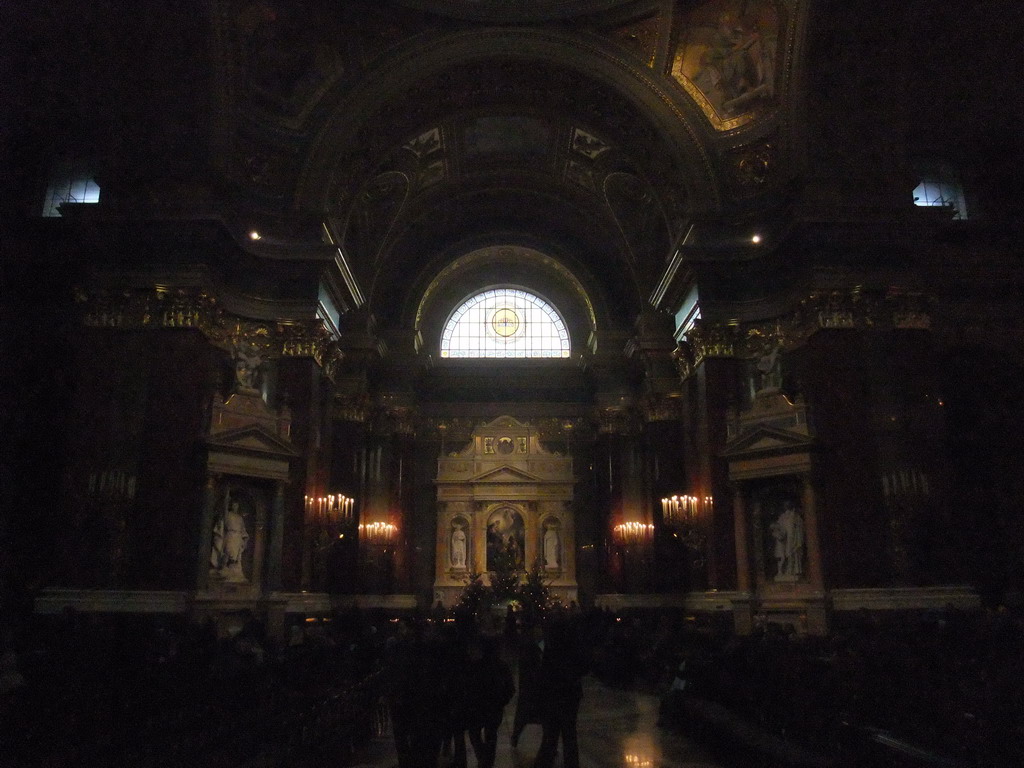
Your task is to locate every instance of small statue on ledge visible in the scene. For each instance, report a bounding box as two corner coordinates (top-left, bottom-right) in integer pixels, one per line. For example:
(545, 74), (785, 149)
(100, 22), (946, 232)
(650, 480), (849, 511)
(233, 340), (264, 391)
(755, 342), (782, 393)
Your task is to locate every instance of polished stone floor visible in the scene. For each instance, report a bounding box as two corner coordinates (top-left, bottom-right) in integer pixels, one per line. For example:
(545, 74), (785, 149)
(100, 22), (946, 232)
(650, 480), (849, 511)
(349, 676), (723, 768)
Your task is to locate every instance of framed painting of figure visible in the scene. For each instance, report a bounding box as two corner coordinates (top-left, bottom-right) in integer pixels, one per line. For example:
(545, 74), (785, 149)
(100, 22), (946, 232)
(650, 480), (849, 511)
(671, 0), (784, 130)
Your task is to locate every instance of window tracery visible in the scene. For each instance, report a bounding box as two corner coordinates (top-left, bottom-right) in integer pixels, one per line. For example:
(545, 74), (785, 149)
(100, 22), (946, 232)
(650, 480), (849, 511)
(440, 288), (570, 358)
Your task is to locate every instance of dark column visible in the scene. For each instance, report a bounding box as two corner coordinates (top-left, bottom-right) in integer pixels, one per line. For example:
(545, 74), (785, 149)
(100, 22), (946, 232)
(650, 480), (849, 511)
(594, 426), (624, 593)
(689, 356), (744, 590)
(645, 416), (689, 592)
(327, 414), (366, 593)
(266, 481), (286, 591)
(196, 474), (217, 591)
(569, 428), (600, 605)
(277, 356), (332, 591)
(391, 425), (416, 593)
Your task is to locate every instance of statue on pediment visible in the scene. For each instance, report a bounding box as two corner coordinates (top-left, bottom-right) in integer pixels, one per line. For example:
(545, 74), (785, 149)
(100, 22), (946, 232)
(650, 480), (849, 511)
(755, 342), (782, 392)
(233, 340), (264, 391)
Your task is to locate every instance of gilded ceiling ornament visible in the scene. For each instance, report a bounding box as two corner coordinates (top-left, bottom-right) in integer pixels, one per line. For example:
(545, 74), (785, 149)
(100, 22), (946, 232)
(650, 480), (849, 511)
(570, 128), (612, 160)
(607, 13), (661, 68)
(732, 141), (775, 187)
(403, 127), (443, 158)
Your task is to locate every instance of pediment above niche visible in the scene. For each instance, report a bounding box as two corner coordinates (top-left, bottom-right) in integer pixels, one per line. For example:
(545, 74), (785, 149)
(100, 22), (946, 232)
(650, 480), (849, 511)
(722, 425), (813, 459)
(480, 415), (530, 432)
(206, 424), (299, 458)
(468, 465), (544, 484)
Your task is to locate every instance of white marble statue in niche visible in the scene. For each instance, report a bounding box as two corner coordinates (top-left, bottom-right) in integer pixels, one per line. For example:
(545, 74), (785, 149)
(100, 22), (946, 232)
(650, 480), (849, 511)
(210, 494), (251, 582)
(450, 522), (468, 570)
(543, 522), (560, 570)
(769, 499), (805, 580)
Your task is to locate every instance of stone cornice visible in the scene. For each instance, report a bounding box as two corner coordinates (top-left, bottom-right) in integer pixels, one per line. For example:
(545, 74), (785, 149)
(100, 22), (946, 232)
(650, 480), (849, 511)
(74, 285), (344, 382)
(675, 286), (936, 378)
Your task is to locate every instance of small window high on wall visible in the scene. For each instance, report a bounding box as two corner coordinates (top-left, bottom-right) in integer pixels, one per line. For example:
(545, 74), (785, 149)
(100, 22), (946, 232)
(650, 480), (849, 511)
(440, 288), (570, 359)
(912, 160), (967, 220)
(41, 157), (100, 217)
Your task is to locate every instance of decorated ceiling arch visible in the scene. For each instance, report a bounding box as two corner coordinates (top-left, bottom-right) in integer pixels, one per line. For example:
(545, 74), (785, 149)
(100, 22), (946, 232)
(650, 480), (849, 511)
(211, 0), (808, 323)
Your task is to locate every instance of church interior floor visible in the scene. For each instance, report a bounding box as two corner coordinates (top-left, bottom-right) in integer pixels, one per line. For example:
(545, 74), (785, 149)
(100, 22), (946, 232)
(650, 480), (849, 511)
(348, 676), (723, 768)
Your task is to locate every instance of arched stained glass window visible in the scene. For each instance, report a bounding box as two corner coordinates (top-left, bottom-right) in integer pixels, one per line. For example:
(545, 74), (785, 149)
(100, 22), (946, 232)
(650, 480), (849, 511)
(440, 288), (570, 358)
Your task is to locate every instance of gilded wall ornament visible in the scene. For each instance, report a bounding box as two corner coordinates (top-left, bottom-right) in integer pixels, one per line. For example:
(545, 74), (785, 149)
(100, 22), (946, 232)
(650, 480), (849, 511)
(674, 288), (936, 383)
(76, 286), (343, 378)
(686, 322), (739, 365)
(731, 141), (775, 187)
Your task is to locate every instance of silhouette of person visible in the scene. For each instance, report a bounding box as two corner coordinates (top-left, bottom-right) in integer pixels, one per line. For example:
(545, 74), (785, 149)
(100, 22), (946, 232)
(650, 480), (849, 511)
(464, 636), (514, 768)
(511, 622), (544, 748)
(386, 621), (446, 767)
(532, 617), (589, 768)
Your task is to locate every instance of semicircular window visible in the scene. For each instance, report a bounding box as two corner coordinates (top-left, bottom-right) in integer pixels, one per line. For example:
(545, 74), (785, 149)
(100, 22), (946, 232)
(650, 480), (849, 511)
(440, 288), (570, 359)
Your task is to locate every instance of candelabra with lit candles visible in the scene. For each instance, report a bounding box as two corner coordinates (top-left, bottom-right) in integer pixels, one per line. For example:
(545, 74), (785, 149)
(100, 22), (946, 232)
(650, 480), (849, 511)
(661, 493), (711, 562)
(358, 521), (398, 544)
(661, 494), (712, 525)
(357, 519), (399, 593)
(305, 493), (355, 526)
(304, 493), (356, 591)
(613, 521), (654, 545)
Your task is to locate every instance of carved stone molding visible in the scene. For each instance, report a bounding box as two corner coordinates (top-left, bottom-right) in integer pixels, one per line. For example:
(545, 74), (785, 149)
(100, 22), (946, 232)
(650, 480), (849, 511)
(686, 322), (740, 367)
(675, 287), (936, 381)
(641, 394), (684, 423)
(334, 394), (370, 424)
(75, 285), (344, 380)
(594, 405), (643, 436)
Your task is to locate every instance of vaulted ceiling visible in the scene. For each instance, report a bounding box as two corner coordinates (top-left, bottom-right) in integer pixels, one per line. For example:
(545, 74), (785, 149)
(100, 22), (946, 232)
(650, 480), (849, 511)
(212, 1), (807, 329)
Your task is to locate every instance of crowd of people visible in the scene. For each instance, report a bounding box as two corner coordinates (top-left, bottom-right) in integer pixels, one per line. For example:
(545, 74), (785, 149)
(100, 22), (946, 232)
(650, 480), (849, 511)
(2, 603), (1020, 767)
(383, 605), (592, 768)
(657, 608), (1024, 767)
(0, 607), (391, 767)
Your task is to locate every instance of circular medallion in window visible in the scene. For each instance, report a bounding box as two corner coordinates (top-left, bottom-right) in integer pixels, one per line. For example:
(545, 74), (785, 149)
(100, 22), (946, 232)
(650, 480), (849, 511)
(491, 307), (520, 337)
(496, 436), (515, 455)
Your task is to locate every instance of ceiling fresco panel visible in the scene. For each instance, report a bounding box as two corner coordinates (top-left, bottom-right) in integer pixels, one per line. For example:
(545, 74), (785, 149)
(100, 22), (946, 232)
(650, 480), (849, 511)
(670, 0), (784, 131)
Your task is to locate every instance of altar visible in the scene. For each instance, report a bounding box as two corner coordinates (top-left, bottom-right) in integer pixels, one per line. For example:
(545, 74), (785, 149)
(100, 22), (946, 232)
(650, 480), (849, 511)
(433, 416), (578, 606)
